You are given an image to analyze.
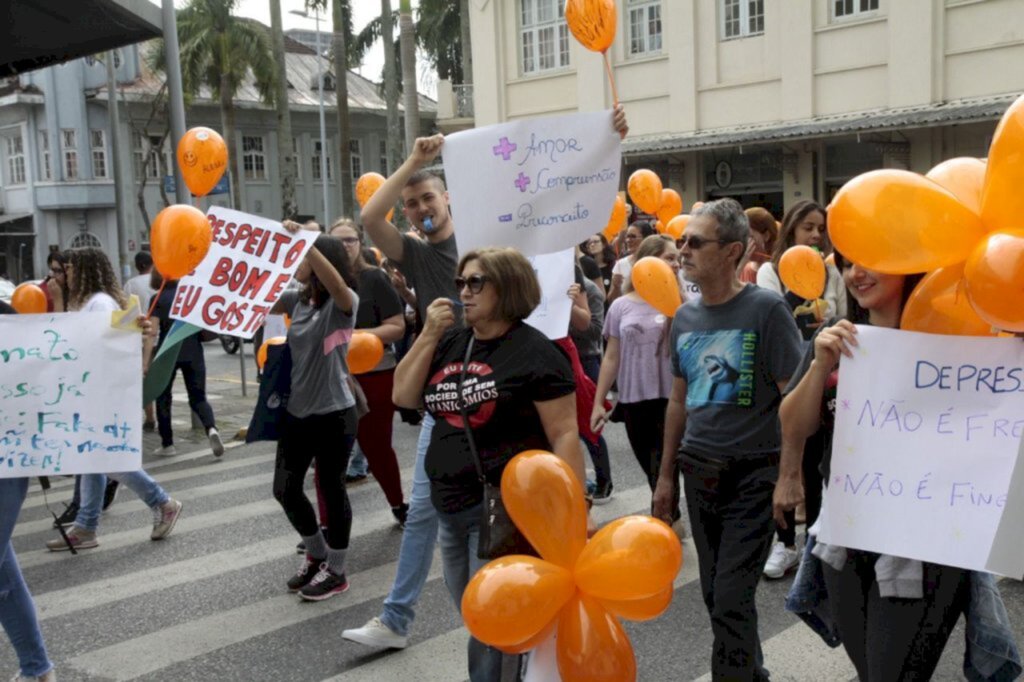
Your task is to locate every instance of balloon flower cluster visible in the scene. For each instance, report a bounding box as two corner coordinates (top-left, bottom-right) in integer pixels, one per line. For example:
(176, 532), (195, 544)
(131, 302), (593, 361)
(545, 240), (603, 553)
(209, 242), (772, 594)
(461, 451), (682, 682)
(829, 93), (1024, 335)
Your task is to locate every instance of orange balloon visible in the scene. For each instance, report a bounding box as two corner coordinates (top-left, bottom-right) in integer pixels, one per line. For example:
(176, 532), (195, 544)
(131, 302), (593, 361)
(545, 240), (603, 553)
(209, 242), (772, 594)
(981, 93), (1024, 233)
(564, 0), (617, 53)
(501, 451), (587, 569)
(901, 263), (995, 337)
(630, 256), (682, 317)
(654, 220), (665, 234)
(602, 195), (627, 241)
(599, 586), (674, 622)
(656, 189), (683, 226)
(495, 622), (555, 655)
(828, 169), (986, 274)
(346, 331), (385, 374)
(461, 555), (576, 648)
(665, 214), (690, 241)
(256, 336), (287, 370)
(574, 516), (682, 601)
(964, 229), (1024, 332)
(177, 127), (227, 197)
(11, 283), (47, 314)
(556, 593), (637, 682)
(779, 245), (826, 299)
(150, 204), (212, 280)
(926, 157), (985, 216)
(355, 172), (386, 208)
(824, 253), (836, 267)
(627, 170), (663, 215)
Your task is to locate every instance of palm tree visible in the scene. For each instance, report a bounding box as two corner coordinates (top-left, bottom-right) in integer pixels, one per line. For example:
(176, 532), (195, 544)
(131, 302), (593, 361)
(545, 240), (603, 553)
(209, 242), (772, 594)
(398, 0), (419, 153)
(269, 0), (296, 219)
(155, 0), (276, 210)
(380, 0), (401, 174)
(331, 0), (355, 218)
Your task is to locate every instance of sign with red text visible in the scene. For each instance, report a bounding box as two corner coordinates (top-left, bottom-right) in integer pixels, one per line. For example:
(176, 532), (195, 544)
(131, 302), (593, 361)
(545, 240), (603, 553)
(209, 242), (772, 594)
(170, 207), (316, 339)
(819, 327), (1024, 576)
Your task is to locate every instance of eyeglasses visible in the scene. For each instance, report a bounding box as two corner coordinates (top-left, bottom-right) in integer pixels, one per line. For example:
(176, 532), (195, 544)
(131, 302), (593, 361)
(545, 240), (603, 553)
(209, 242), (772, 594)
(339, 237), (360, 246)
(678, 234), (730, 250)
(454, 274), (489, 294)
(49, 267), (64, 275)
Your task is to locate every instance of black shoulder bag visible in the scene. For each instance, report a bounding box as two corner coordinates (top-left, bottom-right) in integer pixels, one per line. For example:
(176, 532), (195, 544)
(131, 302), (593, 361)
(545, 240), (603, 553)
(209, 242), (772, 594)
(457, 336), (534, 560)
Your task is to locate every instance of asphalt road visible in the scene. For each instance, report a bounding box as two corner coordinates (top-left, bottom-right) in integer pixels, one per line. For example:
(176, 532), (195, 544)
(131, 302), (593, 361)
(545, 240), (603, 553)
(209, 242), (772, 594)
(4, 342), (1022, 681)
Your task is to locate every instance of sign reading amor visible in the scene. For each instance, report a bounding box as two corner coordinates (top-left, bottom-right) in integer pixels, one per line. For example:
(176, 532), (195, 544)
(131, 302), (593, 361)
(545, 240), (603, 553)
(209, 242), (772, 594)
(442, 110), (622, 257)
(0, 313), (142, 477)
(819, 326), (1024, 576)
(171, 207), (316, 339)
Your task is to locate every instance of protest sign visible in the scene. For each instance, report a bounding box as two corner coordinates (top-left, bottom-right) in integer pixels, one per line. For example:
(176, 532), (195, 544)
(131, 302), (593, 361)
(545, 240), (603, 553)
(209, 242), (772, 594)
(819, 326), (1024, 575)
(0, 312), (142, 477)
(170, 207), (316, 339)
(442, 111), (621, 257)
(524, 248), (575, 340)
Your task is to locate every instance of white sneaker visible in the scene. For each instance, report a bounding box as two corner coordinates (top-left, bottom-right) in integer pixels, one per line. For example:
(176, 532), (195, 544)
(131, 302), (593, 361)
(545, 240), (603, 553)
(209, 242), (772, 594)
(208, 428), (225, 457)
(342, 616), (408, 649)
(153, 445), (177, 457)
(763, 541), (799, 579)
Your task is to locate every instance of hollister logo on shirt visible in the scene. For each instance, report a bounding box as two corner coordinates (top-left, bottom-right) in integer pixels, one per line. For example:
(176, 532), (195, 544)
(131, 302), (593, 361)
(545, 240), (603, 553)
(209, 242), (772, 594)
(424, 361), (500, 428)
(677, 330), (758, 407)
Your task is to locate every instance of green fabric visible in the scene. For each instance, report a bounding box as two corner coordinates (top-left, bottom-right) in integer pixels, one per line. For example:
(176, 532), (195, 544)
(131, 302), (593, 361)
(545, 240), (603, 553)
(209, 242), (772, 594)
(143, 321), (202, 404)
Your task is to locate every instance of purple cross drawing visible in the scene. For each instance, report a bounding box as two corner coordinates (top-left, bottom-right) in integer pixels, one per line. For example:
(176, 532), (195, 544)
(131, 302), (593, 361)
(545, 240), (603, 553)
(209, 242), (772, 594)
(492, 137), (517, 161)
(514, 172), (531, 192)
(834, 476), (842, 486)
(840, 399), (851, 410)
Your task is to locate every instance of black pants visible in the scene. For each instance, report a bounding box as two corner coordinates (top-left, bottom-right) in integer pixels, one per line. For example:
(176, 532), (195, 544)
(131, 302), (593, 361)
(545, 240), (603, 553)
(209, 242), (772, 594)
(273, 409), (356, 549)
(156, 358), (217, 447)
(777, 428), (825, 546)
(620, 398), (680, 520)
(681, 450), (777, 681)
(822, 551), (968, 681)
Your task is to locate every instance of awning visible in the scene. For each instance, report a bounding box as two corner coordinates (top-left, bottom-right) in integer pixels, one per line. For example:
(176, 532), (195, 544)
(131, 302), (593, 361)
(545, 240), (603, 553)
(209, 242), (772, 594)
(622, 94), (1019, 158)
(0, 0), (162, 77)
(0, 213), (32, 227)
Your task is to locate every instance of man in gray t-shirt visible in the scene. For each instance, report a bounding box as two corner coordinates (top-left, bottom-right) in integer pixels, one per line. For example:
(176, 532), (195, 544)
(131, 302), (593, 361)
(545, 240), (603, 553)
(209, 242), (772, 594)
(653, 199), (802, 682)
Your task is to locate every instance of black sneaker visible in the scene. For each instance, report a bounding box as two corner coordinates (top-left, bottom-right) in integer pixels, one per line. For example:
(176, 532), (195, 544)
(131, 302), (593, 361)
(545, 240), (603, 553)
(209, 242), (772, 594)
(299, 566), (349, 602)
(391, 503), (409, 529)
(286, 556), (322, 592)
(102, 480), (119, 511)
(52, 501), (79, 528)
(592, 481), (613, 505)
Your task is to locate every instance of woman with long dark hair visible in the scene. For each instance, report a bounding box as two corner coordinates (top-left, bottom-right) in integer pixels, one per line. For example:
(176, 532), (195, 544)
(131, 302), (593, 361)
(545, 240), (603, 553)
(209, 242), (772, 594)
(271, 228), (361, 602)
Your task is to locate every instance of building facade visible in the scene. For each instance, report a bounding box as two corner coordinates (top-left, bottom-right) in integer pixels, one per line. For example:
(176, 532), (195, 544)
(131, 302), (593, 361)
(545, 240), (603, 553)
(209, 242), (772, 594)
(448, 0), (1024, 218)
(0, 33), (435, 282)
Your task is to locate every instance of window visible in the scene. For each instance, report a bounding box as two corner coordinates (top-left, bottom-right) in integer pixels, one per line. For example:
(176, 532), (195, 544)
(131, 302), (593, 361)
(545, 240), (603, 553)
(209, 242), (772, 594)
(39, 131), (51, 180)
(132, 132), (164, 180)
(4, 134), (25, 185)
(379, 139), (388, 175)
(312, 139), (332, 182)
(520, 0), (570, 74)
(350, 139), (362, 179)
(628, 1), (662, 56)
(91, 129), (107, 179)
(721, 0), (764, 39)
(833, 0), (879, 19)
(242, 135), (267, 181)
(68, 232), (103, 249)
(290, 137), (301, 181)
(61, 129), (78, 180)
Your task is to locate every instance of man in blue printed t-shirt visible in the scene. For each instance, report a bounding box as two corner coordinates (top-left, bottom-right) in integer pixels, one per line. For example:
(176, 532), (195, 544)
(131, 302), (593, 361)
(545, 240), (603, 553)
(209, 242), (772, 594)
(653, 198), (803, 681)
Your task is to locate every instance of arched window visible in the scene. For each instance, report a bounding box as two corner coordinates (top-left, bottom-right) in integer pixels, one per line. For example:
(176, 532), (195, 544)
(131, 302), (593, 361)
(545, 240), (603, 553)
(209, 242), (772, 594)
(68, 232), (103, 250)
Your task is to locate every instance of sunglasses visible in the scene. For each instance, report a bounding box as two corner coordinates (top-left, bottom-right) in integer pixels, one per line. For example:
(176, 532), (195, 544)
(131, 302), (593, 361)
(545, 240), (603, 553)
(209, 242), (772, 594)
(678, 234), (730, 250)
(454, 274), (489, 294)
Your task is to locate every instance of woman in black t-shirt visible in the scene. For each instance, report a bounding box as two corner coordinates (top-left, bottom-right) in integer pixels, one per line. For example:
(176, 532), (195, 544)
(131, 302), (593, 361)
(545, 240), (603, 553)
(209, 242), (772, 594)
(393, 247), (585, 682)
(777, 252), (966, 680)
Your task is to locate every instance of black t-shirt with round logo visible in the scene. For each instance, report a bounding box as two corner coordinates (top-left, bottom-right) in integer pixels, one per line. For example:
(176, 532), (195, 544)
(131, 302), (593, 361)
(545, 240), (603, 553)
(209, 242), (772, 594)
(424, 322), (575, 514)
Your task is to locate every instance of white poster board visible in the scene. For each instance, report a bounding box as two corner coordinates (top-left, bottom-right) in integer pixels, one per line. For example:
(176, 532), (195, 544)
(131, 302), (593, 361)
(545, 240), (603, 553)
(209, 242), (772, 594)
(443, 111), (622, 257)
(171, 207), (316, 339)
(524, 248), (575, 341)
(0, 312), (142, 477)
(820, 326), (1024, 576)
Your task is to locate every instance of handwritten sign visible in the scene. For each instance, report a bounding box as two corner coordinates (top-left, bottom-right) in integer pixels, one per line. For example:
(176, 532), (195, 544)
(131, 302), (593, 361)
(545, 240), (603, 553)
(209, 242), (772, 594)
(819, 326), (1024, 575)
(0, 313), (142, 477)
(442, 111), (621, 257)
(524, 248), (575, 340)
(171, 207), (316, 339)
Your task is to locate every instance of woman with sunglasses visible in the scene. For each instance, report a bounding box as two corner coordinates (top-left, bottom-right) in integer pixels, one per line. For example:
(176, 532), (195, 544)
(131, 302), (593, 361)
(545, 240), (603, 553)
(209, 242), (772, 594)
(607, 220), (657, 305)
(592, 234), (684, 526)
(776, 254), (987, 679)
(330, 218), (408, 526)
(393, 247), (585, 682)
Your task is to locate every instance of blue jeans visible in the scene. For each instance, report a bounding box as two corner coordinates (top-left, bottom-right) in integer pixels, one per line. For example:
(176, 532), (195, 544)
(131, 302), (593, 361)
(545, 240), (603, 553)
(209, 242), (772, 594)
(380, 414), (437, 636)
(347, 443), (368, 477)
(437, 503), (519, 682)
(0, 478), (53, 678)
(75, 471), (170, 532)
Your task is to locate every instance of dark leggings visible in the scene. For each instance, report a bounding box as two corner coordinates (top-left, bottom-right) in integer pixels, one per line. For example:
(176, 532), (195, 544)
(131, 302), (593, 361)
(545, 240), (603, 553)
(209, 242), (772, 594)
(822, 551), (968, 681)
(579, 355), (613, 488)
(619, 398), (680, 520)
(273, 409), (356, 549)
(777, 428), (825, 546)
(156, 358), (217, 447)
